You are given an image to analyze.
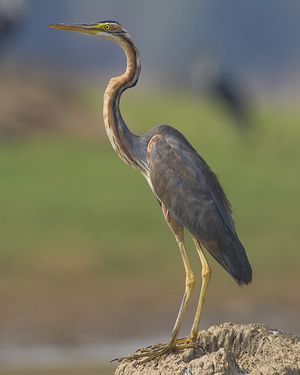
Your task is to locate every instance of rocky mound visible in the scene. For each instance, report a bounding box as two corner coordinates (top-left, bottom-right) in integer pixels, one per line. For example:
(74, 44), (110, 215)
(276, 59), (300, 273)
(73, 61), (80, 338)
(115, 322), (300, 375)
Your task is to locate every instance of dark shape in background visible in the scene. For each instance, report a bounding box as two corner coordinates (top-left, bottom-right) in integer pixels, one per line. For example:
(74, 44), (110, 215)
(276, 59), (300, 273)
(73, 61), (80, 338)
(189, 52), (252, 130)
(0, 0), (27, 56)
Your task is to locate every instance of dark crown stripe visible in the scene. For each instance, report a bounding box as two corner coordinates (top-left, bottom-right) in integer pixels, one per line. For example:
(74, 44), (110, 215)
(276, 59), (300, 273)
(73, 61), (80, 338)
(99, 20), (120, 25)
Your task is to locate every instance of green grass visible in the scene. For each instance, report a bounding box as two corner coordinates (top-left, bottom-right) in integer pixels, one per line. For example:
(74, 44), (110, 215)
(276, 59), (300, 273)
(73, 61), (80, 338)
(0, 90), (299, 301)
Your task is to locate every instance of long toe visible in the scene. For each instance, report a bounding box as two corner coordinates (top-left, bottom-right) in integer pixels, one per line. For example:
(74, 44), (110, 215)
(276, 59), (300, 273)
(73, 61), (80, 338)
(115, 338), (201, 364)
(115, 342), (176, 363)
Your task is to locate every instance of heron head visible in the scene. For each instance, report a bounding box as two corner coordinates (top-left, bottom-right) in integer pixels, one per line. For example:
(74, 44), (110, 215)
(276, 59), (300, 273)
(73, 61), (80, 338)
(49, 20), (127, 41)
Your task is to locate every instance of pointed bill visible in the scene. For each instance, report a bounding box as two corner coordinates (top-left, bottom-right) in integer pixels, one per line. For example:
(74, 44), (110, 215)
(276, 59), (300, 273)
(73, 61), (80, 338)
(49, 23), (98, 35)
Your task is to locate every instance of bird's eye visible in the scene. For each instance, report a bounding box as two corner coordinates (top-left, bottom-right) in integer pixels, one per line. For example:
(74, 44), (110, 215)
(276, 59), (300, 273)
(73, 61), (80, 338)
(104, 24), (111, 31)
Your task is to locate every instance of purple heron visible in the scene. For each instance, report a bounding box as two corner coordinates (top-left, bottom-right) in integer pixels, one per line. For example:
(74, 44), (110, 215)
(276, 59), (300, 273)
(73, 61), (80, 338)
(49, 20), (252, 362)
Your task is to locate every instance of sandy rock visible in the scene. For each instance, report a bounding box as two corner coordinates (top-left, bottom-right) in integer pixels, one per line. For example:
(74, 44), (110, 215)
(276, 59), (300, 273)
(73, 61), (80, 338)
(115, 322), (300, 375)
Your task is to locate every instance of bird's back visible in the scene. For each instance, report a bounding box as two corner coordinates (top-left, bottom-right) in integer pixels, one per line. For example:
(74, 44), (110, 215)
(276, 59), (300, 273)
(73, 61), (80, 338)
(146, 125), (252, 285)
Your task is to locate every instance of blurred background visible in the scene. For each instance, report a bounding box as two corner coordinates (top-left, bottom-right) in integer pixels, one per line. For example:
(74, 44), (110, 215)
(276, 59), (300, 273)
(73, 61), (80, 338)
(0, 0), (299, 374)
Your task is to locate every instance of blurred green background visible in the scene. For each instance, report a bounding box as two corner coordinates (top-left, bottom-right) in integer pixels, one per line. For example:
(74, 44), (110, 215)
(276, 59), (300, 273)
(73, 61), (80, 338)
(0, 1), (299, 374)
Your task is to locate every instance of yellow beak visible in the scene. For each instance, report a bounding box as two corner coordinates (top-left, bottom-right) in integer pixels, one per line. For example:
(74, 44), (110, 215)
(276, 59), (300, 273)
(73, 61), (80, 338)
(49, 23), (98, 36)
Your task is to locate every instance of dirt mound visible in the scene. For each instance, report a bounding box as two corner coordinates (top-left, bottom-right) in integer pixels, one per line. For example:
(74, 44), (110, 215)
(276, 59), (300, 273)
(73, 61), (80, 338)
(115, 322), (300, 375)
(0, 72), (103, 139)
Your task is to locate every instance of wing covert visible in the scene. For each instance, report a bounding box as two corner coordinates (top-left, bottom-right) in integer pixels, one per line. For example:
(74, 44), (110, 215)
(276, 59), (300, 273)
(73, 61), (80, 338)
(147, 131), (236, 239)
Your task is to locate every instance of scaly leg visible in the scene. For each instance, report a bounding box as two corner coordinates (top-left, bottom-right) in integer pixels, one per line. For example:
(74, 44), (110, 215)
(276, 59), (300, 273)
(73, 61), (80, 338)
(117, 205), (196, 363)
(163, 206), (195, 346)
(190, 238), (211, 342)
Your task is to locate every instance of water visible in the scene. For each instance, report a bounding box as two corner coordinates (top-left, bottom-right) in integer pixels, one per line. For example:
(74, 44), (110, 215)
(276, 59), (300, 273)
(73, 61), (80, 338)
(0, 336), (165, 369)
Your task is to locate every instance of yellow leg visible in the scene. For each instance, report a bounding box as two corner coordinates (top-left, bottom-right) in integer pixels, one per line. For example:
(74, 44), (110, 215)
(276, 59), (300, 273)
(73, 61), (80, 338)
(162, 205), (195, 346)
(116, 206), (196, 363)
(190, 238), (211, 341)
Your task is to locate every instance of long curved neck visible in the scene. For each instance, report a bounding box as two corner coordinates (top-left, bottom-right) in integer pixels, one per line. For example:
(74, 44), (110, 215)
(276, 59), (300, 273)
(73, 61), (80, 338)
(103, 34), (141, 169)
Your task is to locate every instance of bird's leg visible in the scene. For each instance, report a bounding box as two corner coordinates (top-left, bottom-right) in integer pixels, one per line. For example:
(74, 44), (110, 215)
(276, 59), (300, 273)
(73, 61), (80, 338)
(116, 206), (196, 363)
(162, 206), (196, 348)
(189, 238), (211, 343)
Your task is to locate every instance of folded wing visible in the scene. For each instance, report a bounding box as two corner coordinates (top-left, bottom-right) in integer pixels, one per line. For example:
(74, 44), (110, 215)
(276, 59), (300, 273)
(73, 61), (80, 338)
(147, 127), (252, 285)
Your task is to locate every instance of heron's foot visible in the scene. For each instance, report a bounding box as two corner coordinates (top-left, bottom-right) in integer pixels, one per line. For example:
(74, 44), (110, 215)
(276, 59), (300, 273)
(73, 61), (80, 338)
(176, 336), (198, 349)
(114, 338), (198, 364)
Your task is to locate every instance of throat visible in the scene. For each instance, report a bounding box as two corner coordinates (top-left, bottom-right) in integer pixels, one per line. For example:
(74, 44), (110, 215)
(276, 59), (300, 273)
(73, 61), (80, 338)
(103, 80), (137, 168)
(102, 35), (142, 170)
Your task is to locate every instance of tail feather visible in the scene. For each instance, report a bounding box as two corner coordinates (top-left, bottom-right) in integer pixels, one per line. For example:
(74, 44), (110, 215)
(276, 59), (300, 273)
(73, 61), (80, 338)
(200, 237), (252, 285)
(224, 238), (252, 285)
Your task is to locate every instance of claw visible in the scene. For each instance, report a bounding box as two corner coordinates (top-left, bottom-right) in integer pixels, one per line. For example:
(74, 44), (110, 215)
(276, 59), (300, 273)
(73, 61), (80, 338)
(110, 358), (119, 363)
(139, 342), (165, 352)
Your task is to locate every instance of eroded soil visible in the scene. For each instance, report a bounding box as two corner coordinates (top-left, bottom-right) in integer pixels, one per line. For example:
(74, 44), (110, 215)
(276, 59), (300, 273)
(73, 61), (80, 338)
(116, 323), (300, 375)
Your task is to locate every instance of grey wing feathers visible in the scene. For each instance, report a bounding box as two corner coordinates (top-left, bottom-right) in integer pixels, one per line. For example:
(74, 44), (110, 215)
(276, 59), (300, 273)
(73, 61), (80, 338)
(147, 128), (252, 285)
